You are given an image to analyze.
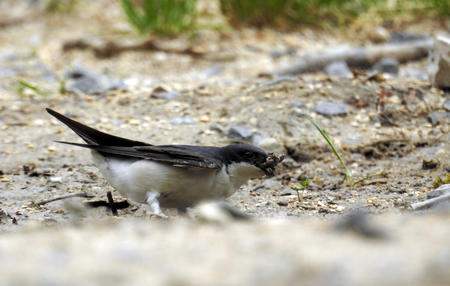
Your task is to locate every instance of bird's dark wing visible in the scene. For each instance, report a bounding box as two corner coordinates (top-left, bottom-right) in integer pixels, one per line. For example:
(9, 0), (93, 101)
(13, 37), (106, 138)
(46, 108), (149, 147)
(57, 142), (223, 169)
(47, 108), (223, 169)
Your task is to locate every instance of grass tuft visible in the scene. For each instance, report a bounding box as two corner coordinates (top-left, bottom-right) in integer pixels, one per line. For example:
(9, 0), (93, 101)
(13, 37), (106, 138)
(120, 0), (197, 35)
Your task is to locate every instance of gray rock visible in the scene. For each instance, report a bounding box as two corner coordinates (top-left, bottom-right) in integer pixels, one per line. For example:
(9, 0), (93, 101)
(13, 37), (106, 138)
(427, 111), (449, 126)
(427, 184), (450, 199)
(227, 125), (253, 140)
(151, 90), (181, 100)
(428, 35), (450, 88)
(312, 101), (348, 117)
(388, 32), (430, 43)
(443, 98), (450, 111)
(252, 134), (281, 151)
(203, 66), (223, 77)
(324, 61), (353, 78)
(209, 123), (225, 134)
(65, 65), (126, 95)
(372, 58), (399, 74)
(168, 117), (198, 125)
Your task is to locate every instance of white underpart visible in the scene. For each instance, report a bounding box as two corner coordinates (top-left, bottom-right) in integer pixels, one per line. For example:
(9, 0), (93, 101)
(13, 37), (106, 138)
(90, 151), (264, 209)
(226, 162), (265, 190)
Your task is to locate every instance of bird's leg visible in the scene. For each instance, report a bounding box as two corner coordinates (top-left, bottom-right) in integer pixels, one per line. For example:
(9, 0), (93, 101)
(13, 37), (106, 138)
(146, 191), (167, 218)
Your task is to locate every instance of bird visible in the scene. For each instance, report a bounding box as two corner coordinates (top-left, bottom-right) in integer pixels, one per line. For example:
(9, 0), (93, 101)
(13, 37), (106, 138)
(46, 108), (283, 215)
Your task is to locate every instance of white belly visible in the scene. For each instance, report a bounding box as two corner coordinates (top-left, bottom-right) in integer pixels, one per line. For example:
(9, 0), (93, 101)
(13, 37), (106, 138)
(91, 151), (234, 208)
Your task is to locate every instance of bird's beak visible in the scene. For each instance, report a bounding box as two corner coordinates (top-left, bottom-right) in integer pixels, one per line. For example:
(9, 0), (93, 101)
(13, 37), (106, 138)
(258, 153), (284, 177)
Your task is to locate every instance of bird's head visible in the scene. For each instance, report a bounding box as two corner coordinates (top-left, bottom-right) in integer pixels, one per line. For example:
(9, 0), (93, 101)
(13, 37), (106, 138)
(221, 144), (284, 185)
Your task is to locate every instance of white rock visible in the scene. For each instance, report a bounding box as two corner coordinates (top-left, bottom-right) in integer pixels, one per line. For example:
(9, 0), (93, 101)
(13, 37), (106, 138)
(428, 35), (450, 88)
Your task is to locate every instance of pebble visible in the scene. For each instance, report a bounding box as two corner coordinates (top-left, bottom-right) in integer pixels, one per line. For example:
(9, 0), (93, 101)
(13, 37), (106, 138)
(168, 117), (198, 125)
(227, 125), (253, 140)
(443, 98), (450, 111)
(151, 88), (181, 100)
(49, 177), (62, 183)
(198, 115), (211, 123)
(252, 135), (281, 151)
(427, 111), (449, 126)
(368, 26), (390, 43)
(422, 159), (439, 170)
(47, 146), (57, 152)
(65, 65), (126, 95)
(427, 184), (450, 199)
(127, 119), (141, 126)
(209, 123), (225, 133)
(324, 61), (353, 78)
(203, 66), (223, 77)
(388, 32), (429, 43)
(372, 58), (399, 74)
(312, 101), (348, 117)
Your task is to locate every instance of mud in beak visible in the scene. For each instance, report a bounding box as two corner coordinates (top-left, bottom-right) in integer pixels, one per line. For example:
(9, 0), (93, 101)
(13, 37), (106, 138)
(258, 153), (284, 177)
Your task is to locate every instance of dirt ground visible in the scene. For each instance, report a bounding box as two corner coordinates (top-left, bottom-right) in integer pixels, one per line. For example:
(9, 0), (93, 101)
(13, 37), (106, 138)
(0, 1), (449, 285)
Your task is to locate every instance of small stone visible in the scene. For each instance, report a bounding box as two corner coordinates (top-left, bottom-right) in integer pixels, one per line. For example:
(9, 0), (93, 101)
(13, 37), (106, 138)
(49, 177), (62, 183)
(33, 119), (45, 126)
(168, 117), (197, 125)
(1, 177), (10, 183)
(427, 184), (450, 199)
(443, 98), (450, 111)
(429, 35), (450, 88)
(368, 26), (390, 43)
(209, 123), (225, 133)
(372, 58), (399, 74)
(388, 32), (429, 43)
(422, 159), (439, 170)
(198, 115), (210, 123)
(47, 146), (57, 152)
(203, 66), (223, 77)
(249, 117), (258, 126)
(312, 101), (348, 117)
(227, 125), (253, 140)
(127, 119), (140, 126)
(65, 65), (126, 95)
(324, 61), (353, 78)
(252, 135), (281, 151)
(151, 87), (181, 100)
(427, 111), (449, 126)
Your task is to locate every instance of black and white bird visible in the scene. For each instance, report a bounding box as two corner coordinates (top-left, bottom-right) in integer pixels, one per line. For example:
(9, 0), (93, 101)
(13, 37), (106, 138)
(46, 108), (282, 215)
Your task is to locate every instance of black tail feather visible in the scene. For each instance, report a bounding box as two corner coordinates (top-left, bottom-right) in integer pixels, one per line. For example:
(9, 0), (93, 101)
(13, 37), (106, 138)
(46, 108), (149, 147)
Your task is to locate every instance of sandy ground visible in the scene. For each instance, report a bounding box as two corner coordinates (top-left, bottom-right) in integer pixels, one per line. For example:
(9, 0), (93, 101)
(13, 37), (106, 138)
(0, 1), (449, 285)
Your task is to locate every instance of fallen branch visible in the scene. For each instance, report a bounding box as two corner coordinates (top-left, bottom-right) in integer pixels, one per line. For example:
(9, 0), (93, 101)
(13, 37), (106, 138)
(411, 192), (450, 211)
(62, 38), (206, 59)
(84, 200), (130, 210)
(273, 39), (433, 76)
(37, 192), (94, 205)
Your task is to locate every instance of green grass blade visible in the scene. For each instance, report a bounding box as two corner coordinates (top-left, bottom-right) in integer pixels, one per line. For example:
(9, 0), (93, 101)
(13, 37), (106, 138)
(306, 115), (353, 187)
